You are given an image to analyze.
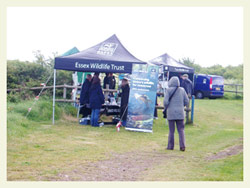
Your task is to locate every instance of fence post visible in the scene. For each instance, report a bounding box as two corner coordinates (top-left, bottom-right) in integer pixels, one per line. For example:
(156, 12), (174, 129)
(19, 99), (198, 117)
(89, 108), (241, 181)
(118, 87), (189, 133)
(191, 95), (195, 124)
(186, 100), (190, 124)
(52, 69), (56, 125)
(235, 85), (238, 97)
(63, 84), (67, 99)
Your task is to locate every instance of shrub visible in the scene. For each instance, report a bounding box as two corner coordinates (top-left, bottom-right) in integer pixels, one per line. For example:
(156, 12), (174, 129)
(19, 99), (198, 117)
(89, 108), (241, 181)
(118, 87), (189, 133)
(8, 99), (63, 121)
(7, 60), (74, 101)
(223, 92), (243, 100)
(58, 103), (78, 117)
(7, 92), (21, 103)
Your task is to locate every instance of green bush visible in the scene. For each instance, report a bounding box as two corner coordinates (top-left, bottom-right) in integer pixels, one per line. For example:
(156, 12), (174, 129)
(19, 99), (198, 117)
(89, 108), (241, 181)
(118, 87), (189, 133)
(223, 92), (243, 100)
(7, 60), (74, 101)
(7, 92), (21, 103)
(59, 103), (78, 116)
(8, 99), (63, 122)
(7, 60), (51, 89)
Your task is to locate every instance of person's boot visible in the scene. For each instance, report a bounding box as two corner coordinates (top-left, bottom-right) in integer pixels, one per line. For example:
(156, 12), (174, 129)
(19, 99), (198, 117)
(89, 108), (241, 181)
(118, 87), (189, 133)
(180, 147), (185, 151)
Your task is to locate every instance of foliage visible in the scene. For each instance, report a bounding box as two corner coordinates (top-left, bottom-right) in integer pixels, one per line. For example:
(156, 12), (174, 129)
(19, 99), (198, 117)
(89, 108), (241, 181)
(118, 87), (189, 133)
(181, 57), (203, 73)
(7, 90), (35, 103)
(32, 50), (57, 68)
(7, 91), (21, 103)
(180, 58), (243, 81)
(223, 92), (243, 100)
(7, 52), (243, 101)
(7, 60), (51, 89)
(7, 55), (74, 100)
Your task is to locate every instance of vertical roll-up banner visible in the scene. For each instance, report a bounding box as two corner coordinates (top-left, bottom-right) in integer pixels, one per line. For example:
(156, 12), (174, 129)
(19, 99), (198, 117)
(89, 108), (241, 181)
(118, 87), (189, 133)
(126, 64), (159, 133)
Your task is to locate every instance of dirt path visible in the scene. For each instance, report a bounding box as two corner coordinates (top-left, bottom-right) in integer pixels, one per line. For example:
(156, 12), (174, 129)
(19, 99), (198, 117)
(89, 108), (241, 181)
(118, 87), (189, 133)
(205, 144), (243, 161)
(56, 150), (183, 181)
(52, 143), (243, 181)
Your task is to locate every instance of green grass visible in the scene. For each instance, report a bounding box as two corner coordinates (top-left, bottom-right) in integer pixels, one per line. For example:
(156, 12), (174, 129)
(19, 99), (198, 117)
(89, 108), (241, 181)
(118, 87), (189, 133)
(7, 98), (243, 181)
(223, 92), (243, 100)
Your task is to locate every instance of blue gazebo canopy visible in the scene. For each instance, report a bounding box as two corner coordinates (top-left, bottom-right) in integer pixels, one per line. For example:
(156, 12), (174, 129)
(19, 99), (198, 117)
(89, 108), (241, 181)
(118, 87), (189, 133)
(54, 34), (146, 74)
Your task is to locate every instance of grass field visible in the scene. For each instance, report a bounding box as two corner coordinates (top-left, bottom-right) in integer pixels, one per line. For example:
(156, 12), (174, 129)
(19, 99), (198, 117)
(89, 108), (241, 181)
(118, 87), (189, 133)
(7, 98), (243, 181)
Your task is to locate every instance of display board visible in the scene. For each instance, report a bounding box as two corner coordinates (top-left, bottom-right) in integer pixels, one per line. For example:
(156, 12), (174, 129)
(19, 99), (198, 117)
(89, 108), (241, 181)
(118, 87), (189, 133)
(126, 64), (159, 133)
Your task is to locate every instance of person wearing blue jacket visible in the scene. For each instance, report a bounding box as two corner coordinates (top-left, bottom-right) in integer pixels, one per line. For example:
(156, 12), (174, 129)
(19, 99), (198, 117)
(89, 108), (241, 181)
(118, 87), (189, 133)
(89, 76), (105, 127)
(79, 74), (92, 118)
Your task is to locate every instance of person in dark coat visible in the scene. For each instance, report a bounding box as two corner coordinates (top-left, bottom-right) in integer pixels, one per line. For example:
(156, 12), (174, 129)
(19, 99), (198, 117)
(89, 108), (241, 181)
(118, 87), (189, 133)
(79, 74), (92, 118)
(164, 76), (189, 151)
(108, 73), (116, 89)
(103, 73), (116, 89)
(89, 76), (104, 127)
(103, 73), (116, 98)
(103, 73), (109, 89)
(119, 78), (130, 126)
(180, 74), (193, 99)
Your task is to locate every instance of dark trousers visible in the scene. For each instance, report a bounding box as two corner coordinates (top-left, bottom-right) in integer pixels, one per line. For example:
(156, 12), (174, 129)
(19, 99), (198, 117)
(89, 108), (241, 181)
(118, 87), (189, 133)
(154, 108), (158, 117)
(120, 105), (128, 121)
(154, 96), (158, 117)
(167, 120), (185, 149)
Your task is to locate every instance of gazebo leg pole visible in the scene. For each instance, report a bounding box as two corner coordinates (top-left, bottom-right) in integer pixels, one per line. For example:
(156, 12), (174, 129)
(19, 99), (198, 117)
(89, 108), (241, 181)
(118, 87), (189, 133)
(52, 69), (56, 125)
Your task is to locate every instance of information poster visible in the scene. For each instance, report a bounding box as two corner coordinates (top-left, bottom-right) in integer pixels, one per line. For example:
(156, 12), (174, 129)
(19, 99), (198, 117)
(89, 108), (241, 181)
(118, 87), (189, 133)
(125, 64), (159, 133)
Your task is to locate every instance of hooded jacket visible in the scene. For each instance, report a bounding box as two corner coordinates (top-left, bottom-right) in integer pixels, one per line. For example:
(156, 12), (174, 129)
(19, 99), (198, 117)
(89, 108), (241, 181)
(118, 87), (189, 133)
(164, 76), (189, 120)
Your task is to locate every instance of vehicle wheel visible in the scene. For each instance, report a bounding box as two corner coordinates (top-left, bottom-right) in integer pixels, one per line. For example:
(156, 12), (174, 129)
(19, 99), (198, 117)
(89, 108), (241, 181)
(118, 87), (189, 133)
(196, 91), (203, 99)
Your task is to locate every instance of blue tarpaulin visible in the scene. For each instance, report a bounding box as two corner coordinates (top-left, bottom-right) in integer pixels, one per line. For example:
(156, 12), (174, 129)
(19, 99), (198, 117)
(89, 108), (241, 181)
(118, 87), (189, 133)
(54, 34), (146, 73)
(149, 53), (194, 74)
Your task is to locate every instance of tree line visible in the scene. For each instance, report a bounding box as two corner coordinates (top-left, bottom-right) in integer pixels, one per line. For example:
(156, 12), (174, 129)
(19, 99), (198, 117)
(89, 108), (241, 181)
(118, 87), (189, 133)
(7, 51), (243, 102)
(180, 57), (243, 81)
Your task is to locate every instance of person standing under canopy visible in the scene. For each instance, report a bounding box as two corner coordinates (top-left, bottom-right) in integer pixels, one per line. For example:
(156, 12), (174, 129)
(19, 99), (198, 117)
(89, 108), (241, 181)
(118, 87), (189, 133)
(79, 74), (92, 118)
(89, 76), (105, 127)
(108, 73), (116, 90)
(103, 73), (109, 89)
(119, 78), (130, 126)
(103, 73), (116, 98)
(103, 73), (116, 89)
(92, 72), (100, 82)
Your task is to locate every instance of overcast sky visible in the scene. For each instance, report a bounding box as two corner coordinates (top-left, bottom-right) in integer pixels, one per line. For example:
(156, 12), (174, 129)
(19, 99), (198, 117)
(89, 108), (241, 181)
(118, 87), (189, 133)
(7, 7), (243, 67)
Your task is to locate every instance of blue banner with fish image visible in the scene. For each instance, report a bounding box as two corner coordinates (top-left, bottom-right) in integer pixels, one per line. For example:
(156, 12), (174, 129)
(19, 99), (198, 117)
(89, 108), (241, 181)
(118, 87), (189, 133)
(125, 64), (159, 133)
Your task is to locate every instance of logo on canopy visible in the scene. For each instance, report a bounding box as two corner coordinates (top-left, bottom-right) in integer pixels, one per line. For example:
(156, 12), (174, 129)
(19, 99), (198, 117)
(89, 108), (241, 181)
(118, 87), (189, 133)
(97, 43), (118, 56)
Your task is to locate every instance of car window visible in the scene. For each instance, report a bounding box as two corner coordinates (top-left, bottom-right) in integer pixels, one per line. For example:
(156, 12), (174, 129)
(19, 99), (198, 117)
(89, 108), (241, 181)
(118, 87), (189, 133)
(213, 77), (224, 85)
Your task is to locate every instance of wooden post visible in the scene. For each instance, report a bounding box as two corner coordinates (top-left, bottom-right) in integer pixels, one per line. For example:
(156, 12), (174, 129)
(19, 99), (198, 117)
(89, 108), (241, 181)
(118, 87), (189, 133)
(191, 95), (195, 124)
(63, 84), (67, 99)
(52, 69), (56, 125)
(185, 100), (190, 124)
(235, 85), (238, 97)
